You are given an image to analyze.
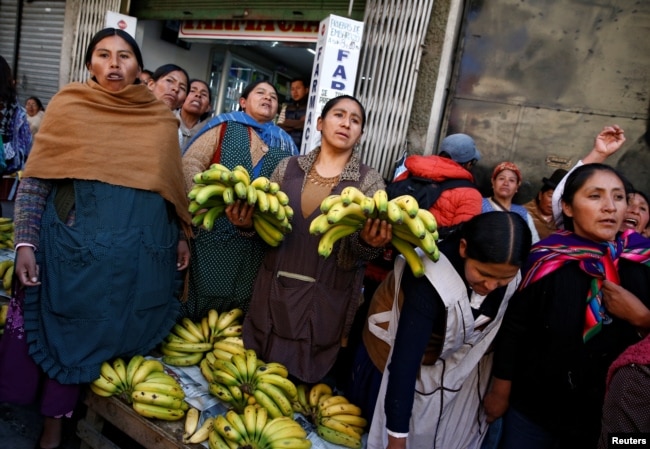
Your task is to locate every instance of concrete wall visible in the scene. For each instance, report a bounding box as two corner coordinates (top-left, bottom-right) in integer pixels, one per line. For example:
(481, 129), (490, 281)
(408, 0), (650, 201)
(136, 20), (213, 81)
(407, 0), (452, 156)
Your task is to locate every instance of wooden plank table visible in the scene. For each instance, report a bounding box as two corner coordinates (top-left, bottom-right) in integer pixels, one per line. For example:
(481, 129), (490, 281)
(76, 380), (366, 449)
(77, 391), (199, 449)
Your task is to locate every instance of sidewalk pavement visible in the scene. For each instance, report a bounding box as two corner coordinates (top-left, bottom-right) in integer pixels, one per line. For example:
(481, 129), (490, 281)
(0, 401), (80, 449)
(0, 398), (149, 449)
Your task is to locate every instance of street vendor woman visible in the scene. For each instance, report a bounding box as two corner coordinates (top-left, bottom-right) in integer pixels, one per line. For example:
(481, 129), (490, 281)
(0, 27), (191, 449)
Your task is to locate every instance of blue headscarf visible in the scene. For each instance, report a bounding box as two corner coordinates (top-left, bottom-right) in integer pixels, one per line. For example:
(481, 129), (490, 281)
(186, 111), (298, 157)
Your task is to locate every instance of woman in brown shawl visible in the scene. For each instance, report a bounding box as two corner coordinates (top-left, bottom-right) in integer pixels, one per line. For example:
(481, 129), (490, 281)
(0, 28), (191, 449)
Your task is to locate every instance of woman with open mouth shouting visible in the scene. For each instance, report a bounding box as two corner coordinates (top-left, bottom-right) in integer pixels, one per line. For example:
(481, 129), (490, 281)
(485, 163), (650, 449)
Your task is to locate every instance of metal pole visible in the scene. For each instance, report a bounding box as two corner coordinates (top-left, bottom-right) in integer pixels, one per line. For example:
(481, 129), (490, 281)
(12, 0), (25, 80)
(120, 0), (131, 15)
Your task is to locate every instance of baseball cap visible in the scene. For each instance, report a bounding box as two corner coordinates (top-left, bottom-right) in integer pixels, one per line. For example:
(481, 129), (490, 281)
(439, 134), (481, 164)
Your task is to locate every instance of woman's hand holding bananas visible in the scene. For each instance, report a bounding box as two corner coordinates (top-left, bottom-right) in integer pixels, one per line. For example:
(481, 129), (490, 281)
(359, 217), (393, 248)
(226, 201), (255, 229)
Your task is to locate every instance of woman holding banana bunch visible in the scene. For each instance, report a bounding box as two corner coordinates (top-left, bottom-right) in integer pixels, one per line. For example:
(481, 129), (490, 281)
(0, 28), (191, 449)
(242, 95), (392, 384)
(180, 80), (297, 321)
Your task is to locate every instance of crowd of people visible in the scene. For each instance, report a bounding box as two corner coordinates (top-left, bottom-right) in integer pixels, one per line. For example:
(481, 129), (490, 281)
(0, 55), (32, 215)
(0, 26), (649, 449)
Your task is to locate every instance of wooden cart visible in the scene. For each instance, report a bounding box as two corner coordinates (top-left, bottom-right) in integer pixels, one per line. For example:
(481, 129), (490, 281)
(77, 392), (197, 449)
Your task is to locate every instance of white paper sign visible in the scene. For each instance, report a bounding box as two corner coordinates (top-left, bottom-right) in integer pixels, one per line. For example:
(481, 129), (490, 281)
(301, 15), (364, 154)
(105, 11), (138, 38)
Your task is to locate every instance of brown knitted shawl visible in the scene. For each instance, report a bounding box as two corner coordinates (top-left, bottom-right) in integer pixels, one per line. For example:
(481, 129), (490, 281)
(23, 79), (191, 227)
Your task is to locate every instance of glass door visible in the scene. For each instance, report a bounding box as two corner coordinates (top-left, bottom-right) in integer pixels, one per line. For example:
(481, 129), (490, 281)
(211, 50), (274, 115)
(275, 72), (293, 103)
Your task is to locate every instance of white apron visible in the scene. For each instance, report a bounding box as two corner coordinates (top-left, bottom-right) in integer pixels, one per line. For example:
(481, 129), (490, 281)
(367, 250), (520, 449)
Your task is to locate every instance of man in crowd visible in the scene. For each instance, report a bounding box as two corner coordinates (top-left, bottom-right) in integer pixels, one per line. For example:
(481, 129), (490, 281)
(277, 78), (309, 150)
(391, 133), (483, 236)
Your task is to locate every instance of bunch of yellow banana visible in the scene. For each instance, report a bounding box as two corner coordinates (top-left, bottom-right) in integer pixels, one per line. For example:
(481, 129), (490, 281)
(203, 347), (297, 418)
(183, 409), (215, 444)
(93, 355), (190, 421)
(292, 384), (366, 448)
(0, 218), (14, 250)
(188, 164), (294, 246)
(90, 356), (176, 403)
(292, 382), (332, 418)
(90, 356), (145, 399)
(0, 303), (8, 335)
(210, 335), (246, 363)
(316, 395), (366, 448)
(309, 186), (440, 277)
(130, 370), (189, 421)
(183, 407), (206, 443)
(209, 307), (245, 341)
(160, 308), (244, 366)
(0, 259), (14, 294)
(209, 405), (311, 449)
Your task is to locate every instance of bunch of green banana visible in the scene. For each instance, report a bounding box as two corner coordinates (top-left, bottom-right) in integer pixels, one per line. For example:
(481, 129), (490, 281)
(188, 164), (294, 246)
(309, 186), (440, 277)
(0, 218), (14, 250)
(0, 259), (14, 294)
(0, 303), (8, 335)
(209, 405), (311, 449)
(160, 308), (244, 366)
(203, 347), (297, 418)
(292, 383), (366, 448)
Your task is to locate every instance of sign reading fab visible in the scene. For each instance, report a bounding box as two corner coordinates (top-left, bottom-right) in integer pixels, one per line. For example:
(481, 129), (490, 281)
(301, 15), (364, 154)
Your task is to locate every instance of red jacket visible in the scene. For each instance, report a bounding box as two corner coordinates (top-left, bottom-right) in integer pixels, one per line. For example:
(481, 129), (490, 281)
(393, 155), (482, 227)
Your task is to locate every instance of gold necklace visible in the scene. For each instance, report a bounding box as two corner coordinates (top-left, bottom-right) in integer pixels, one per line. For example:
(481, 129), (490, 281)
(307, 164), (340, 189)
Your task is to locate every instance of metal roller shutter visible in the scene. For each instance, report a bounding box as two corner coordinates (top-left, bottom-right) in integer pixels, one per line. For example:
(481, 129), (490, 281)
(16, 1), (66, 106)
(356, 0), (435, 179)
(0, 0), (18, 68)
